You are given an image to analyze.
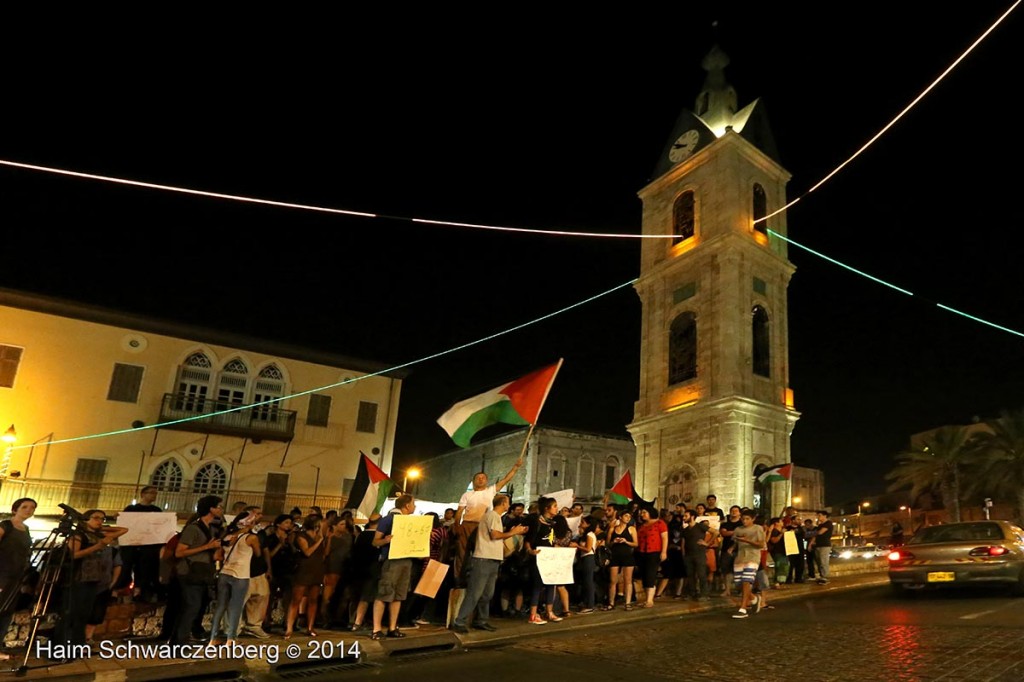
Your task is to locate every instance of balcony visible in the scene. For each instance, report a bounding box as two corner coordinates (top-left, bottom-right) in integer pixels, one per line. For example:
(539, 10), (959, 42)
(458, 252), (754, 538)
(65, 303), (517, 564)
(158, 393), (296, 442)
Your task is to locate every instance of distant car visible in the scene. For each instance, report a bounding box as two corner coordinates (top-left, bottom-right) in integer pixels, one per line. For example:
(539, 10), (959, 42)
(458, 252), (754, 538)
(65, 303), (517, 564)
(888, 520), (1024, 596)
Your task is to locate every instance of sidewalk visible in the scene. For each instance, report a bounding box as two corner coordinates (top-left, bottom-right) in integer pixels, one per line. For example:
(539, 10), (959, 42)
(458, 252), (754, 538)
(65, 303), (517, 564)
(0, 571), (889, 681)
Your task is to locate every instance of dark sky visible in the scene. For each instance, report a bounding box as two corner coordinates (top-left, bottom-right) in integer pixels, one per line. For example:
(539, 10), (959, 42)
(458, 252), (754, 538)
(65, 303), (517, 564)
(1, 7), (1021, 506)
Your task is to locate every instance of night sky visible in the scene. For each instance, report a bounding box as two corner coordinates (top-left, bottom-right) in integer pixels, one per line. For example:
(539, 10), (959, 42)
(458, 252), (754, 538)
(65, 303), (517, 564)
(1, 6), (1021, 506)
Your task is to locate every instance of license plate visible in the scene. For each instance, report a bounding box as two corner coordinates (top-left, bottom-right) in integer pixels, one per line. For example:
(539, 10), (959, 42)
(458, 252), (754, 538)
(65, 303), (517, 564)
(927, 572), (955, 582)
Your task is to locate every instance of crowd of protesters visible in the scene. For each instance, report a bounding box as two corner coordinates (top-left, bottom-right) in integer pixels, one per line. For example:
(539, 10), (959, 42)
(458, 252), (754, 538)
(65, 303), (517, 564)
(0, 481), (839, 660)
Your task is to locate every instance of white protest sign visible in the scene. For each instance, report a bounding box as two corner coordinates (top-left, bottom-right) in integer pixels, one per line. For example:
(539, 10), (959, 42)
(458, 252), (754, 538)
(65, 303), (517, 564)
(543, 488), (575, 513)
(566, 515), (582, 537)
(696, 515), (720, 531)
(535, 546), (576, 585)
(116, 512), (179, 546)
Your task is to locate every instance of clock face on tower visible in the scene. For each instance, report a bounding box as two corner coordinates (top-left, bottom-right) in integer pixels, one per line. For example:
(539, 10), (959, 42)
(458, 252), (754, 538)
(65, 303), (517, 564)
(668, 129), (700, 163)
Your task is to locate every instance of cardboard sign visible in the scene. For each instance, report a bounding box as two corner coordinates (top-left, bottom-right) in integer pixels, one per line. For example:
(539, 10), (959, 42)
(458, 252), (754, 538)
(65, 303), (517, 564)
(388, 514), (432, 559)
(696, 515), (720, 531)
(543, 488), (575, 513)
(784, 530), (800, 556)
(413, 559), (449, 599)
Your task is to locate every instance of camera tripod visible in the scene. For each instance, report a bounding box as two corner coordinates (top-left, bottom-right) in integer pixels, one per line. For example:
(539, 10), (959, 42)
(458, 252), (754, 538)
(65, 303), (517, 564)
(3, 505), (81, 677)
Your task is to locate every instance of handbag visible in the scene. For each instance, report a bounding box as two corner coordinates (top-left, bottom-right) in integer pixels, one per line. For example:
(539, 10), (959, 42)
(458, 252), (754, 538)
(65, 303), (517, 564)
(594, 544), (612, 570)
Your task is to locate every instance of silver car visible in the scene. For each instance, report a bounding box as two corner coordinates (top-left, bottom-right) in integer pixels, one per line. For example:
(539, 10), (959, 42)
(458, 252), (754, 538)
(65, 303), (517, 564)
(888, 520), (1024, 595)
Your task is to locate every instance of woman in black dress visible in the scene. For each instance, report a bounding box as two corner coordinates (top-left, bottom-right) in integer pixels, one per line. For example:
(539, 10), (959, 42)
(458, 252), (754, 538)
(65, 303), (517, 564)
(285, 514), (326, 638)
(602, 508), (637, 611)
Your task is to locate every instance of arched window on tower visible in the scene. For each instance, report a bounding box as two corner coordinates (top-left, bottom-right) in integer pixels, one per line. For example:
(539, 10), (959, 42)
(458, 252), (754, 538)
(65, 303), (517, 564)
(673, 190), (695, 244)
(669, 312), (697, 385)
(752, 305), (770, 377)
(752, 183), (767, 237)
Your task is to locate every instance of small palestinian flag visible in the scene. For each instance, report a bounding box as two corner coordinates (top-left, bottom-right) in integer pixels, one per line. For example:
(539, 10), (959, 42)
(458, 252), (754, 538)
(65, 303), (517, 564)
(608, 470), (635, 506)
(348, 453), (395, 518)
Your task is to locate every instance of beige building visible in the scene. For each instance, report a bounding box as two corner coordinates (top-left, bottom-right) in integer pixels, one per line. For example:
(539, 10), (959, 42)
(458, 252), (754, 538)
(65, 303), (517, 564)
(789, 465), (825, 512)
(627, 46), (800, 513)
(0, 288), (403, 517)
(414, 426), (636, 508)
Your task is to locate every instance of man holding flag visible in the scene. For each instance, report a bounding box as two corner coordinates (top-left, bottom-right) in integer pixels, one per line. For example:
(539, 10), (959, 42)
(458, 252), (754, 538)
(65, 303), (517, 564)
(436, 361), (563, 585)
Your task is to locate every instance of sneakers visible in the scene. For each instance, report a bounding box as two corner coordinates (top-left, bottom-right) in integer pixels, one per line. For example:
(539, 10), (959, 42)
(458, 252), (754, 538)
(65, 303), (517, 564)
(414, 619), (431, 626)
(754, 596), (763, 614)
(246, 626), (271, 639)
(732, 608), (749, 619)
(527, 614), (547, 625)
(546, 613), (563, 622)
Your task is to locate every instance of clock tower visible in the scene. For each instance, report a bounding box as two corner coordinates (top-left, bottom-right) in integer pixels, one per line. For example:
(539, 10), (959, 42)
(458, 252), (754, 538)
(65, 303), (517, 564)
(627, 46), (800, 511)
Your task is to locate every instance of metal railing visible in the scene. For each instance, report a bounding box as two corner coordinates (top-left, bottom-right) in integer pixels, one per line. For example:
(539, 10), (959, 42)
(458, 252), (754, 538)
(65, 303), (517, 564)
(158, 393), (297, 442)
(0, 477), (347, 518)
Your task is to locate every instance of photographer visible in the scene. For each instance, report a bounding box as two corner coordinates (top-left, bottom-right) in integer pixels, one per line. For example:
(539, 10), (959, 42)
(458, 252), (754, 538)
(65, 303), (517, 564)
(56, 509), (128, 653)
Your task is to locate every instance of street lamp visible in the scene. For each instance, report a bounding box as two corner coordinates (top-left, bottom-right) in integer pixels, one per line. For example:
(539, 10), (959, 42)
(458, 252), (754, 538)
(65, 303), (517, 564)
(857, 501), (870, 541)
(402, 466), (421, 494)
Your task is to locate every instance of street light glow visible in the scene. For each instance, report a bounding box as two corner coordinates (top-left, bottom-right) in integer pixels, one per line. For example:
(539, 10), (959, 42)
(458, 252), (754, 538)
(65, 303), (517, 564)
(408, 467), (421, 481)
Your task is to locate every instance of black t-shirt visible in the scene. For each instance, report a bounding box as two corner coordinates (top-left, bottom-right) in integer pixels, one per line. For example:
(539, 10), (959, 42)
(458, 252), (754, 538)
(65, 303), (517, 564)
(248, 530), (268, 577)
(349, 527), (380, 580)
(667, 517), (684, 550)
(681, 524), (708, 557)
(814, 520), (834, 548)
(123, 504), (162, 513)
(719, 518), (742, 552)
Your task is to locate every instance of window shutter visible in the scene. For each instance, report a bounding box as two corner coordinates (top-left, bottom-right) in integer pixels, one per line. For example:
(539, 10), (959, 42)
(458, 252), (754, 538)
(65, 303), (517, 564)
(307, 394), (332, 427)
(107, 363), (145, 402)
(356, 401), (378, 433)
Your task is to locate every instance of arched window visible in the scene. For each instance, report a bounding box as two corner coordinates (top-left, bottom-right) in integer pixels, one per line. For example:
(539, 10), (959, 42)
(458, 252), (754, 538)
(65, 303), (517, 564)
(218, 358), (250, 408)
(673, 191), (695, 244)
(603, 456), (620, 491)
(253, 364), (285, 422)
(669, 312), (697, 384)
(752, 305), (770, 377)
(175, 352), (213, 412)
(752, 183), (767, 236)
(151, 459), (183, 492)
(193, 462), (227, 494)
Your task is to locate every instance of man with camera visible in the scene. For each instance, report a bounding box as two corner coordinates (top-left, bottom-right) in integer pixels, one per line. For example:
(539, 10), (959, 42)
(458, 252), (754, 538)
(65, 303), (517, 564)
(172, 495), (224, 645)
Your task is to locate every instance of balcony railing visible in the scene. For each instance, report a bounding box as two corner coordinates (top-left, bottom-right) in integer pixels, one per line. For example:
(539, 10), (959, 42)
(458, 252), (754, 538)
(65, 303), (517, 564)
(158, 393), (296, 442)
(0, 477), (344, 518)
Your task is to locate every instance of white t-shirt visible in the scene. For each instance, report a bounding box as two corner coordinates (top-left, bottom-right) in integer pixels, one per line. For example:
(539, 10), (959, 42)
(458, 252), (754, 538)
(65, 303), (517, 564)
(459, 485), (496, 523)
(580, 531), (597, 557)
(474, 509), (505, 561)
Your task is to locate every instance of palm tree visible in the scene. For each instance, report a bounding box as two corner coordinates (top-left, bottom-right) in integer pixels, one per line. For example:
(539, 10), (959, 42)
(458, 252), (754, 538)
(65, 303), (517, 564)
(885, 425), (977, 523)
(973, 408), (1024, 526)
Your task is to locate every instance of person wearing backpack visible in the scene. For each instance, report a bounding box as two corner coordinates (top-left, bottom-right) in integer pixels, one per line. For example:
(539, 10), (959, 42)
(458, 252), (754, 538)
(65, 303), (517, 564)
(172, 496), (224, 645)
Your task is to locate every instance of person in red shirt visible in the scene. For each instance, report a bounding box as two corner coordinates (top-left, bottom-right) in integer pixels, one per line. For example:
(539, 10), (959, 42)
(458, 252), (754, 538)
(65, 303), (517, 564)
(635, 507), (668, 608)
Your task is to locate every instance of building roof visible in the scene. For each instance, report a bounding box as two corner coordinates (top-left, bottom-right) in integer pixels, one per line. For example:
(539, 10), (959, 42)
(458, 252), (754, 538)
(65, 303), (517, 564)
(0, 287), (408, 378)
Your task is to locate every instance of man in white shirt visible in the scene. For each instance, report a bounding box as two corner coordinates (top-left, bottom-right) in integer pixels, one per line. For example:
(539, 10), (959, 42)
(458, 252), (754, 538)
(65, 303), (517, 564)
(453, 458), (523, 581)
(450, 494), (527, 633)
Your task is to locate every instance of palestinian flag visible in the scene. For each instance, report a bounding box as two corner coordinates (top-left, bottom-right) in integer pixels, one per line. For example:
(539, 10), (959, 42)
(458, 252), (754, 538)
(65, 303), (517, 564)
(607, 470), (635, 506)
(437, 360), (563, 448)
(348, 453), (395, 518)
(757, 463), (794, 484)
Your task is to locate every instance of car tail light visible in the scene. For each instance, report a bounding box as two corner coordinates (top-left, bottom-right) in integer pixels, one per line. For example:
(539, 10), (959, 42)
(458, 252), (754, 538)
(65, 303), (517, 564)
(888, 550), (912, 561)
(969, 546), (1009, 557)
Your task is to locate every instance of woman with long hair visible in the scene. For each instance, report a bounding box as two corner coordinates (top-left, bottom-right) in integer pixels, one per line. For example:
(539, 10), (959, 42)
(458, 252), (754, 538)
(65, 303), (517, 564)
(602, 508), (637, 611)
(285, 514), (326, 638)
(321, 516), (355, 628)
(0, 498), (36, 660)
(59, 509), (128, 652)
(210, 511), (262, 645)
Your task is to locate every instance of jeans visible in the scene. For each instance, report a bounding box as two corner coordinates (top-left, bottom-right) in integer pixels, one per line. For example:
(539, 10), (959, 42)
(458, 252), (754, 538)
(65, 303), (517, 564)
(684, 554), (709, 597)
(815, 546), (831, 579)
(454, 557), (500, 627)
(578, 555), (596, 609)
(210, 574), (250, 640)
(176, 581), (210, 644)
